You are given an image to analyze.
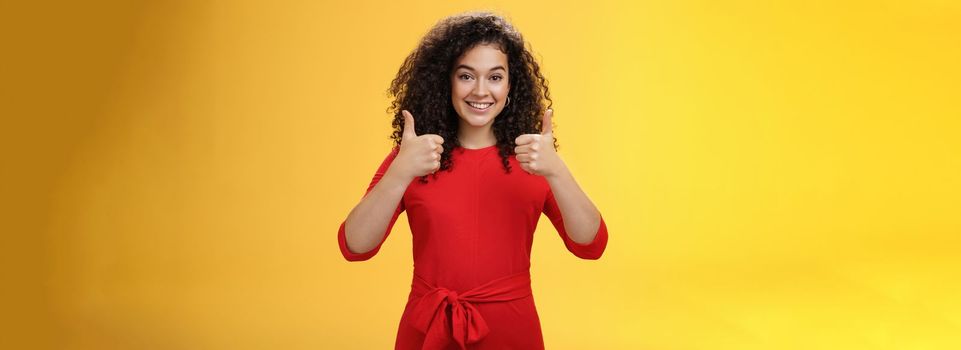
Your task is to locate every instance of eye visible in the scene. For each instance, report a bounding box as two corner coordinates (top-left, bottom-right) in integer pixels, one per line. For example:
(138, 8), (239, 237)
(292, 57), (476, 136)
(459, 74), (474, 81)
(490, 75), (503, 81)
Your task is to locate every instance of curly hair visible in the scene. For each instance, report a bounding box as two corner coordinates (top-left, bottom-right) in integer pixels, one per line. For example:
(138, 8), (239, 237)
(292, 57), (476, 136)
(388, 12), (555, 182)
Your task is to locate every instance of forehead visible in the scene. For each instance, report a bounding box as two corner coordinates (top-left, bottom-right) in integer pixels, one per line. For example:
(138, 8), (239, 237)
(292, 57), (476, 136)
(454, 44), (508, 71)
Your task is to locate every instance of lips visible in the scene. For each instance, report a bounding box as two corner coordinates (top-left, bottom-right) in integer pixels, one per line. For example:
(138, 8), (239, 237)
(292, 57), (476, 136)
(467, 101), (494, 111)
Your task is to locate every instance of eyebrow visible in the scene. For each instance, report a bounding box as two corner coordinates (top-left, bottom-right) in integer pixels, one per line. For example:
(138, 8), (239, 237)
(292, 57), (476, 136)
(455, 64), (506, 72)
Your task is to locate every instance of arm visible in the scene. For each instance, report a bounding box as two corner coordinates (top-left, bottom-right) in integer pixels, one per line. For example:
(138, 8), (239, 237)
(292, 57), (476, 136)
(543, 164), (609, 260)
(338, 147), (412, 261)
(545, 165), (602, 244)
(517, 108), (608, 259)
(338, 110), (445, 261)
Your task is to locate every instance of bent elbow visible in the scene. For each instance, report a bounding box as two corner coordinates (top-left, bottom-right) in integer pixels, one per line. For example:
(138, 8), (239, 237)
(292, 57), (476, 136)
(341, 242), (375, 262)
(566, 219), (608, 260)
(574, 250), (605, 260)
(568, 244), (606, 260)
(338, 221), (378, 262)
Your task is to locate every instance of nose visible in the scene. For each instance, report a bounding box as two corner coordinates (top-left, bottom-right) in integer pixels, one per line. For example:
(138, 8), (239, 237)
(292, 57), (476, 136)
(472, 79), (490, 97)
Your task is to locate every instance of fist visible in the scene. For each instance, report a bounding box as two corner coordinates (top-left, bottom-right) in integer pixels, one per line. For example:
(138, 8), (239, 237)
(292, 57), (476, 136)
(514, 109), (564, 177)
(392, 110), (444, 179)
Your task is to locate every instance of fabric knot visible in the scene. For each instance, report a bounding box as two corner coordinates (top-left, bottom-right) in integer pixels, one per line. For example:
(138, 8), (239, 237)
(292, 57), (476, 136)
(408, 271), (533, 350)
(446, 290), (459, 305)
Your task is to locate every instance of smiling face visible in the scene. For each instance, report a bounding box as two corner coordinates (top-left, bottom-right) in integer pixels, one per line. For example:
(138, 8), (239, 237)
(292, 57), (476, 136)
(450, 43), (510, 129)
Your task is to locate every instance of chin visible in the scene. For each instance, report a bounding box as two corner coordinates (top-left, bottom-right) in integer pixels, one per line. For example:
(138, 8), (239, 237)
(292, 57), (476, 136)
(456, 111), (496, 127)
(467, 116), (494, 126)
(458, 114), (497, 127)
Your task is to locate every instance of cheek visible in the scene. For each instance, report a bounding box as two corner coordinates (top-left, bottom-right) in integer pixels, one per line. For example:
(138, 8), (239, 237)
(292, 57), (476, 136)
(495, 85), (510, 100)
(495, 79), (510, 97)
(451, 81), (469, 98)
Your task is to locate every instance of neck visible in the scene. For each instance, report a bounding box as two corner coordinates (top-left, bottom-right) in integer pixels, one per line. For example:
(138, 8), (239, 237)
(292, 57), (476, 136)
(457, 120), (497, 149)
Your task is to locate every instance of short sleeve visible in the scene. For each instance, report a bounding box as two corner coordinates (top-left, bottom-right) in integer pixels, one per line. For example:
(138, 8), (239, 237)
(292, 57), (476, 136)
(338, 146), (406, 261)
(543, 188), (608, 260)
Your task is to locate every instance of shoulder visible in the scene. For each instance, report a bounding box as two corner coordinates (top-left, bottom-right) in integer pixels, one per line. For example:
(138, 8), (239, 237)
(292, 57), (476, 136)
(386, 145), (401, 159)
(374, 145), (402, 169)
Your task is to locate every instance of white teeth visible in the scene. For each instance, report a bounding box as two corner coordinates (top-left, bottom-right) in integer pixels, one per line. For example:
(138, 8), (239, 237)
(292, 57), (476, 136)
(468, 102), (493, 109)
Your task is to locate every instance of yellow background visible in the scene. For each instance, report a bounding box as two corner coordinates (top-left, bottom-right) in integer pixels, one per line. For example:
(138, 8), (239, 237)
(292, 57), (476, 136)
(3, 0), (959, 349)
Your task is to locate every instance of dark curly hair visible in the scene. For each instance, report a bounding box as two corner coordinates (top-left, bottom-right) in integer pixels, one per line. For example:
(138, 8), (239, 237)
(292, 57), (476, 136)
(388, 12), (555, 182)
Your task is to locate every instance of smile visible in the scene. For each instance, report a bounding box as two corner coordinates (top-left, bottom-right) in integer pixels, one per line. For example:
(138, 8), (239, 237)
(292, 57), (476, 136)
(467, 101), (494, 110)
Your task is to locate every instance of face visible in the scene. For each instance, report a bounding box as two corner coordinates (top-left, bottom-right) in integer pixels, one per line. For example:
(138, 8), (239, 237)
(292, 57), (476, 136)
(450, 43), (510, 128)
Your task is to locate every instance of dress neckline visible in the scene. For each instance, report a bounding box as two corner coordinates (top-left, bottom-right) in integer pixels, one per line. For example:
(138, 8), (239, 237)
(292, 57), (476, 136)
(456, 144), (498, 152)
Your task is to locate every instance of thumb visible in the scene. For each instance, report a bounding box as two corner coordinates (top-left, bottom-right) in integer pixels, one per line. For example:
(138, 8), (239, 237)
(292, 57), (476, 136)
(402, 110), (417, 140)
(541, 108), (553, 135)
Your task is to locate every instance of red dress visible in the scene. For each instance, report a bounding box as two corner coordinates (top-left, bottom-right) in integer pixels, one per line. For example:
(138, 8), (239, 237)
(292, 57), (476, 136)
(338, 145), (609, 350)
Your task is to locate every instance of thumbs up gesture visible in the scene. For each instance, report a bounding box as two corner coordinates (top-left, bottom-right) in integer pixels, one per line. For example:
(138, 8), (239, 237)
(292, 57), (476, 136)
(391, 110), (445, 179)
(514, 109), (564, 178)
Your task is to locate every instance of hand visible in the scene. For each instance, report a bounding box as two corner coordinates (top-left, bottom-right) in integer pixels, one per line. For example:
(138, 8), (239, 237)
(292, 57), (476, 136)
(390, 110), (444, 179)
(514, 109), (564, 178)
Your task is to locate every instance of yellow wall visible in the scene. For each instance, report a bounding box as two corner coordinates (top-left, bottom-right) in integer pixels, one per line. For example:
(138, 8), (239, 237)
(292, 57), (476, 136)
(3, 0), (959, 349)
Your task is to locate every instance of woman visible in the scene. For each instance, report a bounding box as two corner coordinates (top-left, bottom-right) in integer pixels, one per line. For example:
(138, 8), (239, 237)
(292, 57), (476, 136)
(337, 12), (609, 350)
